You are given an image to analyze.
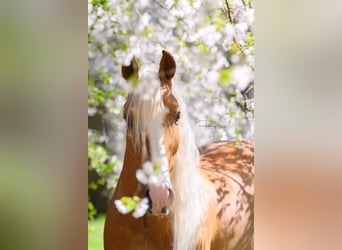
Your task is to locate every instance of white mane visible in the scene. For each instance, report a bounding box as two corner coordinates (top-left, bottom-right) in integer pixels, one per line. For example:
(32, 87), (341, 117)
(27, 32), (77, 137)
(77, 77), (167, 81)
(171, 85), (215, 250)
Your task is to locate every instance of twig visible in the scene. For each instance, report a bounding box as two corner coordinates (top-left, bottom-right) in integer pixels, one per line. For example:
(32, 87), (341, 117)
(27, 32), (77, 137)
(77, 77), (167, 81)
(154, 0), (170, 11)
(240, 0), (247, 7)
(224, 0), (233, 23)
(154, 0), (190, 27)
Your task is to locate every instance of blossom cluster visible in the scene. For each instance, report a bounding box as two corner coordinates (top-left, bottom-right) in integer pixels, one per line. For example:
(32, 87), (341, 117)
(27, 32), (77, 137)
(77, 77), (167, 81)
(115, 196), (149, 218)
(88, 0), (254, 206)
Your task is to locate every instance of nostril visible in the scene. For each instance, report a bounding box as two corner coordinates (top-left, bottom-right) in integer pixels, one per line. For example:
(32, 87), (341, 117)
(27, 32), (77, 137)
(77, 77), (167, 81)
(166, 187), (175, 206)
(161, 206), (169, 215)
(144, 188), (153, 211)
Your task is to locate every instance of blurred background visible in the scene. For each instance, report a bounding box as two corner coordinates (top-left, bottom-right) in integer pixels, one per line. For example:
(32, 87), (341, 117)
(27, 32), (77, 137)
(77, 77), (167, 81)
(1, 0), (341, 249)
(88, 1), (254, 248)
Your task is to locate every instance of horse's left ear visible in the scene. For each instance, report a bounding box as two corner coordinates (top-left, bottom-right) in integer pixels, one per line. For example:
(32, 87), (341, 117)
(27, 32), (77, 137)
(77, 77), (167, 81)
(159, 50), (176, 86)
(121, 57), (139, 80)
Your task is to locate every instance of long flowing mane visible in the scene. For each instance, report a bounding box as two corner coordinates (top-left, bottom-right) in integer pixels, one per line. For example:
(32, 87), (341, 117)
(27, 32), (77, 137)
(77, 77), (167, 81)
(171, 86), (216, 250)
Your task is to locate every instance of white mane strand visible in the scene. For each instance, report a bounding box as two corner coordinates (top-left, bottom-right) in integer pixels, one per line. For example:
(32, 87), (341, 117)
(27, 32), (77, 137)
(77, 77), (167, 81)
(171, 86), (215, 250)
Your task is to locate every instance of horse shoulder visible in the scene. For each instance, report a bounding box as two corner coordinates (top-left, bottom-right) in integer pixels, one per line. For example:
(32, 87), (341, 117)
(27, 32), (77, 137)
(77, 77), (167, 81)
(198, 140), (254, 250)
(104, 193), (173, 250)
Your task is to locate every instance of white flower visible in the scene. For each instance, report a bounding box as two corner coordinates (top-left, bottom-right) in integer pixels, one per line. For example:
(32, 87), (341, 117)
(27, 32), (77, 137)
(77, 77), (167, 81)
(230, 65), (254, 91)
(223, 23), (235, 47)
(136, 169), (148, 185)
(122, 53), (134, 67)
(136, 0), (149, 9)
(212, 54), (229, 70)
(137, 161), (166, 185)
(165, 0), (174, 9)
(205, 71), (219, 86)
(114, 200), (131, 214)
(229, 0), (241, 7)
(193, 0), (201, 9)
(231, 54), (240, 64)
(197, 25), (222, 48)
(88, 107), (97, 116)
(142, 161), (154, 175)
(140, 13), (151, 27)
(234, 23), (248, 43)
(106, 177), (117, 189)
(241, 8), (254, 28)
(132, 198), (149, 218)
(148, 175), (159, 185)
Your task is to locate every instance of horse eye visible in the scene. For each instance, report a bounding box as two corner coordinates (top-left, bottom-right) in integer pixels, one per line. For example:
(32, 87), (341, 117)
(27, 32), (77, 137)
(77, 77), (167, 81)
(174, 111), (181, 125)
(124, 113), (133, 128)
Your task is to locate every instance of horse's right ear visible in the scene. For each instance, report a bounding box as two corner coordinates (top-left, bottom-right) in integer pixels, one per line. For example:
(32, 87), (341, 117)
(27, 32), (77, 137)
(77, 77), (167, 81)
(121, 57), (139, 80)
(159, 50), (176, 82)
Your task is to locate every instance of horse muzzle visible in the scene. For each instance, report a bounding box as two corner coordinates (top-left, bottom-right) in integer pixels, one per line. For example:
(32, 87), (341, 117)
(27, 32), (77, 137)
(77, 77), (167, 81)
(145, 182), (175, 216)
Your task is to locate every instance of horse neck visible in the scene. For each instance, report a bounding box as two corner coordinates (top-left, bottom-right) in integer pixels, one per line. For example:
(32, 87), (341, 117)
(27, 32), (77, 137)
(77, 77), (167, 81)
(115, 136), (174, 240)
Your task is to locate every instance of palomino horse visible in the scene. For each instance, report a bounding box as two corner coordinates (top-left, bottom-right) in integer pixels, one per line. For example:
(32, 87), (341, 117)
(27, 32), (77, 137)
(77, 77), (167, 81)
(104, 50), (254, 250)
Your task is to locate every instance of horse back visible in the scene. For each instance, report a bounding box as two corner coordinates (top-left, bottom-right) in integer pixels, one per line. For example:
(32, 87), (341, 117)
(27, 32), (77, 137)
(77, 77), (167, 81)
(199, 140), (254, 250)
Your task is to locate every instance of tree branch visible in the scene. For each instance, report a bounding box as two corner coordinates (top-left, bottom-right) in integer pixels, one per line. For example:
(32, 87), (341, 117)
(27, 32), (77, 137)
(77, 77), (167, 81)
(224, 0), (233, 23)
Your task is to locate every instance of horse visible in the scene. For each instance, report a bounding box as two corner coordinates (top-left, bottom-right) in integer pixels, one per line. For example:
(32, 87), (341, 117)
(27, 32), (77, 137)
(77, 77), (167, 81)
(104, 50), (254, 250)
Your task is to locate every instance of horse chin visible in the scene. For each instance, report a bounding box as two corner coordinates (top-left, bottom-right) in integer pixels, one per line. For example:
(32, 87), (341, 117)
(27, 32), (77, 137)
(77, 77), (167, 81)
(147, 206), (170, 217)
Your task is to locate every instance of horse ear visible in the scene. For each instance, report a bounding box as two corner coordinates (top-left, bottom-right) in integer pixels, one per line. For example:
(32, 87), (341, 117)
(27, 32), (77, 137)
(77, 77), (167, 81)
(159, 50), (176, 84)
(121, 57), (139, 80)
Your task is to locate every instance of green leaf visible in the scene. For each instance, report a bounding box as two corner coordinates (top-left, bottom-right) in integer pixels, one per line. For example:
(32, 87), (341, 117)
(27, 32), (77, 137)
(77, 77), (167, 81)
(153, 162), (161, 172)
(219, 67), (234, 85)
(120, 197), (136, 211)
(226, 110), (236, 117)
(103, 74), (112, 84)
(246, 32), (254, 47)
(235, 129), (244, 136)
(212, 12), (226, 31)
(89, 182), (98, 190)
(88, 201), (97, 220)
(97, 178), (105, 186)
(128, 76), (139, 88)
(198, 44), (207, 52)
(205, 16), (211, 24)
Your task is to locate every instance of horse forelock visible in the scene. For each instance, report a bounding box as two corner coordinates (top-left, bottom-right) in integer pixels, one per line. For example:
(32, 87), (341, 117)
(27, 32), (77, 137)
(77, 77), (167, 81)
(126, 83), (165, 152)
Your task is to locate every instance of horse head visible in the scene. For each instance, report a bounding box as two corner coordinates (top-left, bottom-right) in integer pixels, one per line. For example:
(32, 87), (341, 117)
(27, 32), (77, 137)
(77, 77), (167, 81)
(121, 50), (181, 215)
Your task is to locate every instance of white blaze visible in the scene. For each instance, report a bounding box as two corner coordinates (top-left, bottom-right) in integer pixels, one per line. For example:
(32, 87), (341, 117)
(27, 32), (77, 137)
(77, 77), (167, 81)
(148, 111), (171, 184)
(147, 111), (174, 213)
